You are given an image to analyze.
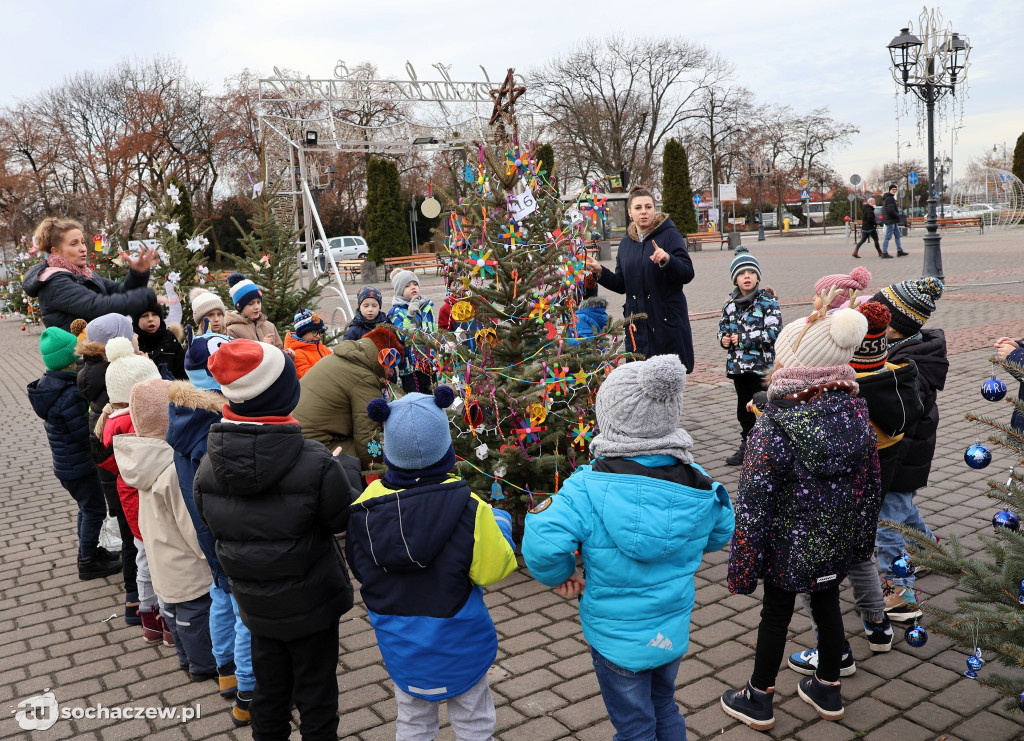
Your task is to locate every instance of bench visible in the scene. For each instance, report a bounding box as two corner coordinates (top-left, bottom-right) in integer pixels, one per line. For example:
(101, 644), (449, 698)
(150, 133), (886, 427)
(907, 216), (984, 233)
(319, 260), (363, 282)
(383, 254), (442, 278)
(685, 231), (729, 251)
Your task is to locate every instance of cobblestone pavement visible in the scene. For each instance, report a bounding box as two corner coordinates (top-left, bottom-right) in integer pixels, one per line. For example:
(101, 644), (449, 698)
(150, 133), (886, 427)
(3, 229), (1024, 740)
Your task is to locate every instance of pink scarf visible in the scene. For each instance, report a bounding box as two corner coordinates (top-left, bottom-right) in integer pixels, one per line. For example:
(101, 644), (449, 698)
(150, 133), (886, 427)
(47, 253), (93, 279)
(767, 365), (857, 400)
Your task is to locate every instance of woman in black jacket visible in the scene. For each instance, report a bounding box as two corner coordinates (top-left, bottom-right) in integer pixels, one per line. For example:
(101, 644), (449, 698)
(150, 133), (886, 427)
(22, 217), (165, 332)
(852, 198), (881, 258)
(585, 186), (696, 371)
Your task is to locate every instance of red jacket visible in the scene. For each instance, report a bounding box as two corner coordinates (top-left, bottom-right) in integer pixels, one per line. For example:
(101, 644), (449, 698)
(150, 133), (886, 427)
(99, 409), (142, 540)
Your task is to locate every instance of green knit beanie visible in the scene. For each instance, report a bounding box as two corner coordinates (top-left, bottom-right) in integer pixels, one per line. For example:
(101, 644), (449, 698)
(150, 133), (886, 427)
(40, 327), (79, 371)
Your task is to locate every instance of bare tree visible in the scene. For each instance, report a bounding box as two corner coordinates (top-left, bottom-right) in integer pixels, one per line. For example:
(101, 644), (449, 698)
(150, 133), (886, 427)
(680, 79), (753, 195)
(531, 35), (726, 188)
(784, 107), (858, 178)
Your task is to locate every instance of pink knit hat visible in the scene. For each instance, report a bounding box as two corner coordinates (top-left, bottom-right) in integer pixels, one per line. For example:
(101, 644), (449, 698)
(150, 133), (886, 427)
(814, 266), (871, 310)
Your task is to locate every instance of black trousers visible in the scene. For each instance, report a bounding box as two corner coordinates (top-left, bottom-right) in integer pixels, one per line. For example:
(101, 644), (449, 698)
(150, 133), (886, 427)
(751, 582), (844, 690)
(97, 462), (137, 594)
(250, 623), (340, 741)
(730, 373), (764, 439)
(855, 228), (880, 253)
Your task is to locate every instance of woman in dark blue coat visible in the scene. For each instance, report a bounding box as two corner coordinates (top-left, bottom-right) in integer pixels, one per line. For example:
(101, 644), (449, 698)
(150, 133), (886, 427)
(586, 186), (696, 371)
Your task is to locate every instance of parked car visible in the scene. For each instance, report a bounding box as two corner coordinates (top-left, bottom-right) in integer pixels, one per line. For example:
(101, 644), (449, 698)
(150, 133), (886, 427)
(301, 236), (368, 268)
(954, 203), (999, 221)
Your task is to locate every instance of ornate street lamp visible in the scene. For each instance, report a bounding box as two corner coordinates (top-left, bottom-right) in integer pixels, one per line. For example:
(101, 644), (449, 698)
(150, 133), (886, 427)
(887, 9), (970, 280)
(747, 154), (771, 242)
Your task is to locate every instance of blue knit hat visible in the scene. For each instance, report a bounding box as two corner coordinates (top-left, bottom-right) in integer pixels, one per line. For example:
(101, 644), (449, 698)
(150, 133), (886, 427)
(293, 308), (325, 336)
(227, 273), (262, 311)
(184, 333), (232, 390)
(357, 286), (383, 308)
(366, 387), (455, 469)
(729, 245), (760, 285)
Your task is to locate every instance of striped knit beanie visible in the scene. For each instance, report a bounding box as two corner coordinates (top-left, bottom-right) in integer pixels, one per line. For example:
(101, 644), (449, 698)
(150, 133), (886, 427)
(293, 308), (325, 336)
(871, 278), (943, 336)
(227, 273), (262, 311)
(729, 245), (760, 285)
(814, 266), (871, 310)
(851, 301), (890, 372)
(207, 339), (300, 418)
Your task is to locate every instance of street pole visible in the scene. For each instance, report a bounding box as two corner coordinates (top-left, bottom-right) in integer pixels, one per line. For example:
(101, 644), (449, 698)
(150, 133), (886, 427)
(922, 72), (943, 280)
(757, 175), (765, 242)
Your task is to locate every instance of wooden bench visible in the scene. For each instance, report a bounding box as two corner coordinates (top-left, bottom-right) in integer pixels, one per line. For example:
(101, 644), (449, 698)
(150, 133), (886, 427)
(383, 254), (442, 277)
(685, 231), (729, 251)
(320, 260), (363, 282)
(907, 216), (984, 233)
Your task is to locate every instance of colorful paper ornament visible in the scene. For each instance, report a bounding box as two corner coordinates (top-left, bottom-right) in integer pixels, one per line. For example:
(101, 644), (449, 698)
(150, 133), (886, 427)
(464, 401), (484, 428)
(450, 301), (475, 322)
(981, 375), (1007, 402)
(475, 328), (498, 346)
(490, 480), (505, 501)
(527, 403), (547, 426)
(378, 348), (401, 369)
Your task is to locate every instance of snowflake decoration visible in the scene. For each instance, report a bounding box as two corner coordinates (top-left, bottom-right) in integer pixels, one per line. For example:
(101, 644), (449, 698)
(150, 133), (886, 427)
(367, 439), (383, 458)
(529, 296), (552, 323)
(166, 183), (181, 205)
(468, 249), (497, 277)
(165, 221), (180, 236)
(500, 223), (524, 247)
(147, 222), (161, 237)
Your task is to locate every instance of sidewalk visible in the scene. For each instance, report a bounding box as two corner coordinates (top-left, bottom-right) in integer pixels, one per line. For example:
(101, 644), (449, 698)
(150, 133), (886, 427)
(2, 229), (1024, 739)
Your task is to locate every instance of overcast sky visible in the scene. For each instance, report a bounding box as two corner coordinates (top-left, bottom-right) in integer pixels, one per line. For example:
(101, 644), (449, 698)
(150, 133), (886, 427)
(2, 0), (1021, 187)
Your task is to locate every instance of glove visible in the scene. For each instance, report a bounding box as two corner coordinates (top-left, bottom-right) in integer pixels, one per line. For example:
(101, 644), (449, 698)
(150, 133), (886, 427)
(408, 295), (427, 315)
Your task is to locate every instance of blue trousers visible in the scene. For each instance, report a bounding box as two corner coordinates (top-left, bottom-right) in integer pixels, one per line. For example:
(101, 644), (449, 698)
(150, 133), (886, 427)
(876, 490), (934, 588)
(161, 594), (216, 675)
(210, 582), (255, 691)
(882, 223), (903, 254)
(590, 647), (687, 741)
(60, 473), (106, 559)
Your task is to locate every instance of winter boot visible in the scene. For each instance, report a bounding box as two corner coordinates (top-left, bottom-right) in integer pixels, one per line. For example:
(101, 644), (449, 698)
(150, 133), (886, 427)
(721, 682), (774, 731)
(232, 690), (253, 727)
(158, 613), (175, 648)
(218, 661), (238, 699)
(77, 551), (121, 581)
(124, 591), (141, 626)
(798, 674), (844, 721)
(140, 608), (162, 644)
(726, 439), (747, 466)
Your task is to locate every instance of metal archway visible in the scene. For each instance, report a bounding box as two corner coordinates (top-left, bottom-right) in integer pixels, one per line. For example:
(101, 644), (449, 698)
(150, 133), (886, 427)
(951, 167), (1024, 230)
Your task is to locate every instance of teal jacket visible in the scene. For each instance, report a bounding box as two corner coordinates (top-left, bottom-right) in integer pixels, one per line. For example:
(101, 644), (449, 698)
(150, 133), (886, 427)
(522, 456), (734, 671)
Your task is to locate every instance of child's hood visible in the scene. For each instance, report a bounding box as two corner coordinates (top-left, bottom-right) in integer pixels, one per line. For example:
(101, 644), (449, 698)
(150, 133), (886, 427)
(27, 372), (76, 420)
(204, 423), (307, 496)
(763, 393), (871, 476)
(165, 382), (225, 457)
(114, 435), (175, 492)
(583, 464), (729, 564)
(352, 479), (469, 571)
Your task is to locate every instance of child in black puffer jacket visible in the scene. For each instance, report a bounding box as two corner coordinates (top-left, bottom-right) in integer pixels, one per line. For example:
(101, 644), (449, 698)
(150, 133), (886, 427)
(28, 327), (122, 581)
(133, 302), (186, 379)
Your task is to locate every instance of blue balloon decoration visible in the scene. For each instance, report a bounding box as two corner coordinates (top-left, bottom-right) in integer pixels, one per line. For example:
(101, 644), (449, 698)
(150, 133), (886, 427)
(982, 376), (1008, 402)
(965, 653), (983, 678)
(993, 510), (1020, 531)
(893, 555), (914, 578)
(965, 443), (992, 469)
(905, 623), (928, 647)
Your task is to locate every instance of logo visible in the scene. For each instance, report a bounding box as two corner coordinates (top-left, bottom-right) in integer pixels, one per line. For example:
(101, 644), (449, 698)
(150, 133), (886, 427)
(816, 574), (838, 584)
(646, 632), (674, 651)
(14, 691), (59, 730)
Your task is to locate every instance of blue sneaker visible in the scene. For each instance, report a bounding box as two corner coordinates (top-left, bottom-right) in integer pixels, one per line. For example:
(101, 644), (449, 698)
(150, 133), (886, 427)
(787, 641), (856, 676)
(721, 682), (774, 732)
(865, 617), (894, 652)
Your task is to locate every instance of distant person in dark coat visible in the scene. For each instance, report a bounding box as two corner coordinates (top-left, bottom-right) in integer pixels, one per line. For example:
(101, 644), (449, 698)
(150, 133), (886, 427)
(23, 217), (164, 332)
(585, 186), (696, 371)
(852, 198), (881, 258)
(880, 186), (908, 258)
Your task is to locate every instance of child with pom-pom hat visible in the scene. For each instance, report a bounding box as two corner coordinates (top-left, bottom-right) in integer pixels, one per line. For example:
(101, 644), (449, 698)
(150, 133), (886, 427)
(721, 306), (881, 730)
(523, 354), (735, 740)
(223, 272), (283, 347)
(347, 387), (517, 740)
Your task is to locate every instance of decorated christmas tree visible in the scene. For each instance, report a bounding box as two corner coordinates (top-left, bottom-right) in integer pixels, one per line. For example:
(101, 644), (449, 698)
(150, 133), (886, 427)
(391, 69), (635, 519)
(0, 237), (43, 326)
(899, 354), (1024, 713)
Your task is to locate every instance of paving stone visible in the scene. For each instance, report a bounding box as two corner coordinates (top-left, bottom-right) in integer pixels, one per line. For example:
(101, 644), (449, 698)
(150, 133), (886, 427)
(499, 648), (556, 675)
(497, 715), (568, 741)
(840, 696), (900, 732)
(493, 668), (559, 701)
(932, 677), (1003, 715)
(510, 689), (567, 718)
(953, 709), (1024, 741)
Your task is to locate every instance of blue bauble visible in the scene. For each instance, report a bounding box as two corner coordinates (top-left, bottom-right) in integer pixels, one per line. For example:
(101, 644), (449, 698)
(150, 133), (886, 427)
(905, 624), (928, 647)
(993, 510), (1020, 531)
(965, 443), (992, 469)
(1018, 579), (1024, 605)
(893, 555), (914, 578)
(1019, 689), (1024, 712)
(982, 376), (1008, 402)
(965, 654), (983, 678)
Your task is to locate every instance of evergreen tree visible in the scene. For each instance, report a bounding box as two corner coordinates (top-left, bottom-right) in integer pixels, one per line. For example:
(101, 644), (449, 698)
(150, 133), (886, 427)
(1013, 132), (1024, 186)
(147, 181), (213, 327)
(899, 352), (1024, 714)
(396, 71), (633, 527)
(365, 157), (408, 263)
(0, 238), (42, 324)
(662, 139), (698, 234)
(536, 142), (556, 196)
(221, 186), (325, 337)
(827, 189), (853, 225)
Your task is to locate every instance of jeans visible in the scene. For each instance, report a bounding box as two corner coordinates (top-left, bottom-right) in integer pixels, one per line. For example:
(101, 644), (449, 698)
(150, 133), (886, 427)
(802, 557), (886, 626)
(251, 623), (340, 741)
(394, 674), (496, 741)
(876, 490), (934, 588)
(881, 223), (903, 254)
(590, 647), (687, 741)
(751, 583), (844, 689)
(210, 582), (255, 692)
(60, 473), (107, 559)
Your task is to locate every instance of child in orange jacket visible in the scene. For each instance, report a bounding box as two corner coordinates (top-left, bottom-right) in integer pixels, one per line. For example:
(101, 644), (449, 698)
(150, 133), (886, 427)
(284, 308), (332, 379)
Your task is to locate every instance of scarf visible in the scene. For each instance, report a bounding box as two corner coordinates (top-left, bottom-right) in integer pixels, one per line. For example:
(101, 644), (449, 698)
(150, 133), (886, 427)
(767, 365), (858, 400)
(730, 286), (760, 311)
(383, 445), (458, 488)
(47, 253), (93, 279)
(590, 427), (694, 465)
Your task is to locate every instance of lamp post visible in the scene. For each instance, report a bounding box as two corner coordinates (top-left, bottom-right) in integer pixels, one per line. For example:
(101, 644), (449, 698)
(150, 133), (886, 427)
(934, 155), (951, 216)
(747, 154), (771, 242)
(887, 9), (969, 280)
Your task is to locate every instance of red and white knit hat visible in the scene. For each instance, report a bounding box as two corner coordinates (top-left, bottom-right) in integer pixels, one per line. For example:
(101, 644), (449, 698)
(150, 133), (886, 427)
(207, 339), (300, 417)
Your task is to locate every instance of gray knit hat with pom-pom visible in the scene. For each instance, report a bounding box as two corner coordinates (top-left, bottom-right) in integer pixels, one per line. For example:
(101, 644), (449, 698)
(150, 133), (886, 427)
(590, 354), (693, 463)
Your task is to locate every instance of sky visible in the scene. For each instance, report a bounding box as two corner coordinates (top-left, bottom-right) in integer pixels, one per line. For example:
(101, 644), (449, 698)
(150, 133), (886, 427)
(2, 0), (1021, 187)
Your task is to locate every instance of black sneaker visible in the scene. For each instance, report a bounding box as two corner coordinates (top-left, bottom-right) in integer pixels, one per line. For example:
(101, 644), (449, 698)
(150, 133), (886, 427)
(880, 253), (894, 259)
(720, 682), (774, 731)
(190, 670), (218, 683)
(787, 641), (856, 676)
(798, 674), (844, 721)
(864, 617), (894, 653)
(94, 546), (121, 562)
(896, 251), (909, 257)
(725, 443), (746, 466)
(77, 553), (122, 580)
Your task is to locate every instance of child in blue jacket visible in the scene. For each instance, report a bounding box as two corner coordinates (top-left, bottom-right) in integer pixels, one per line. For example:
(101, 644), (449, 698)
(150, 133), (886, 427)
(348, 387), (517, 740)
(523, 354), (734, 740)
